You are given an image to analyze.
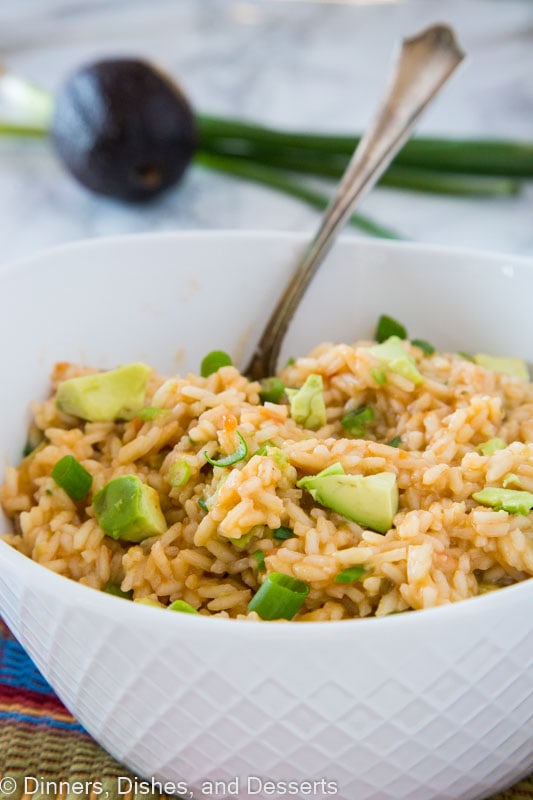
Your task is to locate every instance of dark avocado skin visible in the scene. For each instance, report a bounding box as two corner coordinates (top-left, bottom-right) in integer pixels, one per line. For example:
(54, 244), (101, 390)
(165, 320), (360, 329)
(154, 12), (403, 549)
(51, 59), (198, 202)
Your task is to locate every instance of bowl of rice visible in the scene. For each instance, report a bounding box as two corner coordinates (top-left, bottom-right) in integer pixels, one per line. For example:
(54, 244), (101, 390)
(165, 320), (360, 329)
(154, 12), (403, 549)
(0, 231), (531, 800)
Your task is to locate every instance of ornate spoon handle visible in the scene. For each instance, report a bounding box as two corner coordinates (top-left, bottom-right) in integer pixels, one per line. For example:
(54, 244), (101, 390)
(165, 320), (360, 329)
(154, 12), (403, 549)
(245, 24), (464, 380)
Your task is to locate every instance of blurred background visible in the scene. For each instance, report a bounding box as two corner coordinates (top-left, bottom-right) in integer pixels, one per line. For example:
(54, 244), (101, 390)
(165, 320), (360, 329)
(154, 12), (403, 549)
(0, 0), (531, 262)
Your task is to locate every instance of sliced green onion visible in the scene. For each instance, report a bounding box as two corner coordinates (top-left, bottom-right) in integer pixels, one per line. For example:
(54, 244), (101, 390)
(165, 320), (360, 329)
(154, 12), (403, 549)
(371, 367), (387, 386)
(334, 566), (367, 584)
(51, 455), (92, 500)
(272, 526), (295, 541)
(205, 431), (248, 467)
(232, 528), (260, 550)
(254, 440), (275, 456)
(388, 436), (402, 448)
(248, 572), (309, 620)
(375, 315), (407, 343)
(198, 497), (209, 512)
(168, 460), (192, 488)
(200, 350), (233, 377)
(22, 425), (44, 457)
(103, 583), (133, 600)
(411, 339), (435, 355)
(458, 351), (474, 362)
(259, 377), (286, 404)
(168, 599), (200, 614)
(341, 406), (375, 437)
(252, 549), (266, 571)
(137, 407), (166, 421)
(285, 357), (296, 367)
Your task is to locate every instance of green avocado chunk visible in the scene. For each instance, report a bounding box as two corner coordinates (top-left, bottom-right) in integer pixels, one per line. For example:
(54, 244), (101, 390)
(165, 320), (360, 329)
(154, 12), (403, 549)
(478, 438), (506, 456)
(297, 463), (398, 534)
(369, 336), (423, 386)
(287, 374), (326, 429)
(472, 487), (533, 515)
(56, 363), (151, 422)
(473, 354), (529, 381)
(93, 474), (167, 542)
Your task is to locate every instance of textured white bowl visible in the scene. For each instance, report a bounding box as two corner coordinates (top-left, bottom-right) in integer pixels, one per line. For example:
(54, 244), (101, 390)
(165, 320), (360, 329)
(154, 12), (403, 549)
(0, 232), (531, 800)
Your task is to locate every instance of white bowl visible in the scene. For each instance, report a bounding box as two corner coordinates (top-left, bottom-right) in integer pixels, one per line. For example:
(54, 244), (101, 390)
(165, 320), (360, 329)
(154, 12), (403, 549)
(0, 232), (531, 800)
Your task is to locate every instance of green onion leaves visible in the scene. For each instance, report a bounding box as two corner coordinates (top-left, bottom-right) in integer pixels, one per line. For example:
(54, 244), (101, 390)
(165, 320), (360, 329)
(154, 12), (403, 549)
(411, 339), (435, 355)
(252, 550), (266, 571)
(334, 566), (367, 584)
(168, 460), (192, 488)
(51, 455), (92, 500)
(248, 572), (309, 620)
(341, 406), (374, 437)
(375, 315), (407, 343)
(204, 431), (248, 467)
(201, 350), (233, 377)
(259, 377), (286, 404)
(272, 526), (295, 541)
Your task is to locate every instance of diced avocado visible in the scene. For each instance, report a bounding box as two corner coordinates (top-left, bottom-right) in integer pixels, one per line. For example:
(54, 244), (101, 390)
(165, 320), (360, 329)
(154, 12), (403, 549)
(56, 363), (151, 422)
(478, 438), (506, 456)
(473, 354), (529, 381)
(502, 473), (522, 489)
(134, 597), (163, 608)
(297, 463), (398, 534)
(168, 600), (199, 614)
(369, 336), (423, 386)
(93, 474), (167, 542)
(286, 374), (326, 429)
(472, 487), (533, 515)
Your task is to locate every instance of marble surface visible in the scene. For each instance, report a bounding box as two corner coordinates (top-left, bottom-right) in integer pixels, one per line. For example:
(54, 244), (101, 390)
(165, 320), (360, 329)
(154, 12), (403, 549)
(0, 0), (532, 265)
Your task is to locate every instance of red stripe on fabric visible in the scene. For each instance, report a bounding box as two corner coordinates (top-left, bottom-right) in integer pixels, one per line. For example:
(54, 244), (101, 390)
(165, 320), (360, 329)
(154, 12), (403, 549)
(0, 683), (72, 716)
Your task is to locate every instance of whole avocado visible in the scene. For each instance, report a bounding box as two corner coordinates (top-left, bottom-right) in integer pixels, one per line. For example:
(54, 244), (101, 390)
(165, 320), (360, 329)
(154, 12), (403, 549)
(51, 58), (198, 202)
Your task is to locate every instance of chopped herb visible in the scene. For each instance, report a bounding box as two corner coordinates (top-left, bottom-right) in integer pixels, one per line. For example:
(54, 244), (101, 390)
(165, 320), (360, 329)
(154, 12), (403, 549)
(168, 600), (199, 614)
(204, 431), (248, 467)
(51, 455), (92, 501)
(478, 438), (506, 456)
(103, 583), (133, 600)
(472, 487), (533, 516)
(254, 441), (275, 456)
(375, 315), (407, 343)
(232, 528), (259, 550)
(341, 405), (375, 437)
(285, 357), (296, 367)
(272, 526), (295, 541)
(411, 339), (435, 355)
(334, 565), (367, 584)
(252, 550), (266, 571)
(248, 572), (309, 620)
(388, 436), (402, 448)
(259, 377), (286, 404)
(371, 367), (387, 386)
(137, 407), (166, 421)
(200, 350), (233, 377)
(458, 351), (474, 362)
(198, 497), (208, 512)
(45, 488), (53, 496)
(168, 460), (192, 488)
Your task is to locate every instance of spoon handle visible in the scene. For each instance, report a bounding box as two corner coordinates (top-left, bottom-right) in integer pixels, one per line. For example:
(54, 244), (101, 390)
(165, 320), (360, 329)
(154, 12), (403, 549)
(245, 24), (465, 381)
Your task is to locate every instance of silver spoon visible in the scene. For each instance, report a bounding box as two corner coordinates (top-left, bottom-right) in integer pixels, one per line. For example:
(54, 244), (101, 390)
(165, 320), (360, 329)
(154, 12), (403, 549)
(245, 23), (465, 381)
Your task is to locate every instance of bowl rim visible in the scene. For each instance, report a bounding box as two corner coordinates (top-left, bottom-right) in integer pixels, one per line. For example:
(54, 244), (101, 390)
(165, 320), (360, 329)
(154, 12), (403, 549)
(1, 229), (531, 639)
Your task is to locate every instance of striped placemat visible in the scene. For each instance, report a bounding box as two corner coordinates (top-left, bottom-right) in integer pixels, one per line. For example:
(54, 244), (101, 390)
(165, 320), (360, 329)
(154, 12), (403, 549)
(0, 621), (530, 800)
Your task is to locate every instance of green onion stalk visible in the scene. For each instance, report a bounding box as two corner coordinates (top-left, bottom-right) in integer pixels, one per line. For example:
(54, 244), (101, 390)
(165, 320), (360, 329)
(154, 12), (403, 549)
(1, 67), (531, 241)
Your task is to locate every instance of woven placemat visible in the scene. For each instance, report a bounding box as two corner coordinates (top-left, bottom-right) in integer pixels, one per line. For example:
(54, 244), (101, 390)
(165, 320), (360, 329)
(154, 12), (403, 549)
(0, 621), (530, 800)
